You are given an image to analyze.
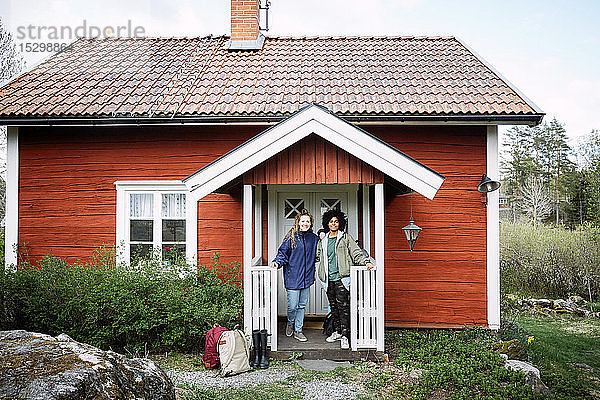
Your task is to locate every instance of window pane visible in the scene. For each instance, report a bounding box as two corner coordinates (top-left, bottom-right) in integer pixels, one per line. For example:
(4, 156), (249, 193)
(321, 198), (341, 216)
(162, 244), (186, 263)
(130, 220), (153, 241)
(130, 243), (152, 261)
(130, 194), (153, 218)
(162, 220), (186, 242)
(162, 193), (186, 218)
(284, 199), (304, 219)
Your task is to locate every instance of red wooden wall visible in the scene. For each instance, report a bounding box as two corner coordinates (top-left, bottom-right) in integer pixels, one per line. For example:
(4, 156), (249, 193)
(17, 124), (487, 327)
(370, 125), (488, 327)
(243, 134), (383, 184)
(18, 125), (259, 265)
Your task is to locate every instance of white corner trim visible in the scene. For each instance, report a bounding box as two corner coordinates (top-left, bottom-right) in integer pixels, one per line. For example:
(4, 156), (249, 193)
(114, 180), (195, 265)
(6, 127), (19, 268)
(374, 183), (385, 351)
(184, 104), (445, 201)
(362, 184), (371, 255)
(242, 185), (253, 337)
(254, 185), (262, 262)
(486, 126), (500, 330)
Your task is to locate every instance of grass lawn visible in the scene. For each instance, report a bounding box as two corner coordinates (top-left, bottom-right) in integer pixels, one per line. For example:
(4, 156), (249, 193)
(512, 312), (600, 400)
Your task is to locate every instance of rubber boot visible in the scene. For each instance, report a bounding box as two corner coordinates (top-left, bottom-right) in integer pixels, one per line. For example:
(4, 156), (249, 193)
(259, 329), (269, 369)
(251, 329), (261, 369)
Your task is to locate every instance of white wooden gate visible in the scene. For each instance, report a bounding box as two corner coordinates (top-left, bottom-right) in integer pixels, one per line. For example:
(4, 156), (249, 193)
(249, 263), (278, 350)
(350, 265), (380, 351)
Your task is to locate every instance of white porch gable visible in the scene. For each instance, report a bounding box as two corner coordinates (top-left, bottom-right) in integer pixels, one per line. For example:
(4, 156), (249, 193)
(183, 104), (445, 199)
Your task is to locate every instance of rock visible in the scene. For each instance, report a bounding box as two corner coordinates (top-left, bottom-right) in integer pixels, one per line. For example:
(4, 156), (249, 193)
(532, 299), (551, 307)
(568, 295), (586, 306)
(504, 359), (550, 395)
(574, 308), (589, 317)
(409, 369), (428, 379)
(553, 299), (567, 309)
(570, 363), (593, 370)
(0, 330), (175, 400)
(495, 339), (528, 361)
(295, 359), (352, 372)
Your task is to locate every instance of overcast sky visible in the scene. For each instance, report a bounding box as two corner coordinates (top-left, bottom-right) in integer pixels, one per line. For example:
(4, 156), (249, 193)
(1, 0), (598, 143)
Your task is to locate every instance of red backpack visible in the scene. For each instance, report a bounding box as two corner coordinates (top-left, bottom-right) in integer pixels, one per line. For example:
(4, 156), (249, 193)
(202, 325), (229, 369)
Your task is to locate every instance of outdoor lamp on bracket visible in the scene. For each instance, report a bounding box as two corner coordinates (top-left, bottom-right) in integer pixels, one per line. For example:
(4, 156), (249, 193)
(477, 174), (501, 193)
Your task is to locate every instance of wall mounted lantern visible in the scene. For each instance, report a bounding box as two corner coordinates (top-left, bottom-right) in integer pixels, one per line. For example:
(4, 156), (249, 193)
(477, 174), (501, 193)
(402, 219), (422, 252)
(402, 193), (421, 252)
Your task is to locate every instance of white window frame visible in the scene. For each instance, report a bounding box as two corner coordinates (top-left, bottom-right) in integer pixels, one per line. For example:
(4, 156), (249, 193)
(115, 181), (197, 266)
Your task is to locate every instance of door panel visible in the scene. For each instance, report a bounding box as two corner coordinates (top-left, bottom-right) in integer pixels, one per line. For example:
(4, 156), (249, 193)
(276, 193), (311, 316)
(276, 190), (350, 316)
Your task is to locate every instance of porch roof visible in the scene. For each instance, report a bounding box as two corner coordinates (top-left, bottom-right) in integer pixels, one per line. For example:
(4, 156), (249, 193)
(183, 104), (445, 200)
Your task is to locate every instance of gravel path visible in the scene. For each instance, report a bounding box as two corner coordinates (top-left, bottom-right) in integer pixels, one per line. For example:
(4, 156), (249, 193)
(167, 366), (362, 400)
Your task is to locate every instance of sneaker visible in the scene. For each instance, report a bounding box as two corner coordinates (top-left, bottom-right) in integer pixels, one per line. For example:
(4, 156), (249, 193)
(294, 331), (307, 342)
(340, 336), (349, 349)
(326, 331), (343, 343)
(286, 323), (294, 337)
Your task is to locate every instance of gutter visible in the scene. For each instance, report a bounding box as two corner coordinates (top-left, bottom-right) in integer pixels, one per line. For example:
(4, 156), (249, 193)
(0, 113), (544, 127)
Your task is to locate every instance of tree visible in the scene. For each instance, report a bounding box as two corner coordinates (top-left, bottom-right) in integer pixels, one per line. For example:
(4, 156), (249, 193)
(577, 129), (600, 224)
(519, 176), (554, 226)
(500, 119), (576, 225)
(501, 125), (538, 197)
(0, 17), (24, 223)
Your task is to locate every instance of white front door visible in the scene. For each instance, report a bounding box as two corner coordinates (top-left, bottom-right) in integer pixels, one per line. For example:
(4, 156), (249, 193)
(272, 185), (357, 316)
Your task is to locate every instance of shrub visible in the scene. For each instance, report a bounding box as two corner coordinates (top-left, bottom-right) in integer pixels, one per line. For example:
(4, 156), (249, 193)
(0, 247), (242, 354)
(500, 221), (600, 302)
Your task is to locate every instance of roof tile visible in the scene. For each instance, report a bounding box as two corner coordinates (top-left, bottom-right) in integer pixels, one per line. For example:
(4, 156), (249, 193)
(0, 36), (540, 119)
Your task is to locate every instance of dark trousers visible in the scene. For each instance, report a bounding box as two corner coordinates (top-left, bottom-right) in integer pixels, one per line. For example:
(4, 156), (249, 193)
(326, 279), (350, 337)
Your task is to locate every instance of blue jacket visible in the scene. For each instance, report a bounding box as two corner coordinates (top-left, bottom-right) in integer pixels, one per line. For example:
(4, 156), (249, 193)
(273, 231), (318, 290)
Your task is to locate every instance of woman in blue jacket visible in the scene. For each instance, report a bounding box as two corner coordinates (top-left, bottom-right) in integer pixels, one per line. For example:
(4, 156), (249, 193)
(271, 209), (319, 342)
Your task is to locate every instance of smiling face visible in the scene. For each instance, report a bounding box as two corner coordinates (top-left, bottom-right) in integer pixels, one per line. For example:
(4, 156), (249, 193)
(328, 216), (339, 232)
(299, 215), (312, 232)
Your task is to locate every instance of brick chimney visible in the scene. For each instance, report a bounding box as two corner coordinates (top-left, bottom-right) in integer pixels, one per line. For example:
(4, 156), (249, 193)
(228, 0), (265, 50)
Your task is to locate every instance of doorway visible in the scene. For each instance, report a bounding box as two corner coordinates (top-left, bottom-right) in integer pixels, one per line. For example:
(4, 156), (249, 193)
(268, 184), (359, 317)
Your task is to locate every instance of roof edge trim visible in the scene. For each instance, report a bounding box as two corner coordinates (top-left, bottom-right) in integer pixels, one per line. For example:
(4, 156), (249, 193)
(183, 104), (446, 201)
(0, 113), (545, 127)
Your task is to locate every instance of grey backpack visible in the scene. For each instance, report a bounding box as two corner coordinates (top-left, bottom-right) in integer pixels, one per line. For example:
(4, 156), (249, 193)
(217, 328), (251, 376)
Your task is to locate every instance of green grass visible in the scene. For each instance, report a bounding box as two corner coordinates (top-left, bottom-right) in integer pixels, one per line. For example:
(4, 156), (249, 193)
(512, 312), (600, 399)
(178, 382), (302, 400)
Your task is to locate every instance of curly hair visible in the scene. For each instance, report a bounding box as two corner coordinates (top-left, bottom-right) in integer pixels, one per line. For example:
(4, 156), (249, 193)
(321, 209), (347, 232)
(284, 209), (314, 248)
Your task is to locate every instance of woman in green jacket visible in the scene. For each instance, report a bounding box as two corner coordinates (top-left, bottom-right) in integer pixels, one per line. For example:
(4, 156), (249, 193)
(316, 209), (374, 349)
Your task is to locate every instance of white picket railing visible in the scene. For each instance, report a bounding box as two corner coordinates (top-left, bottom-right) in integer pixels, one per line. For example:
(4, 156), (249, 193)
(249, 262), (379, 352)
(249, 264), (278, 350)
(350, 265), (379, 351)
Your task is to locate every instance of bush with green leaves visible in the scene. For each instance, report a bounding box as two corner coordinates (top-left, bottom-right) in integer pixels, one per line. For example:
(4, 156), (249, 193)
(382, 328), (544, 399)
(500, 221), (600, 302)
(0, 246), (242, 354)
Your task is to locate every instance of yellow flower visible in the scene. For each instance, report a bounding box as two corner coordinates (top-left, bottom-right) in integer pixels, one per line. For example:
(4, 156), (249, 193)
(527, 336), (535, 344)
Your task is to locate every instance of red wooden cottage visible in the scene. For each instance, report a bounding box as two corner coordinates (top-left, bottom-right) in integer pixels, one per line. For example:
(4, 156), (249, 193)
(0, 1), (543, 352)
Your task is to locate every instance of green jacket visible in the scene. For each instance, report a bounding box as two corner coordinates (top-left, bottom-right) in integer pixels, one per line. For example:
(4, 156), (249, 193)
(316, 231), (369, 284)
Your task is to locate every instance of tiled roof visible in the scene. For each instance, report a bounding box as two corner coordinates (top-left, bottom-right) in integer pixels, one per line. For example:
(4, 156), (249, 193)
(0, 36), (543, 122)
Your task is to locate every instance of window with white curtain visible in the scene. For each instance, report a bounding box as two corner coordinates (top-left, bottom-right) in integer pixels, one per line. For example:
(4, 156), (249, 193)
(126, 191), (186, 264)
(115, 181), (193, 266)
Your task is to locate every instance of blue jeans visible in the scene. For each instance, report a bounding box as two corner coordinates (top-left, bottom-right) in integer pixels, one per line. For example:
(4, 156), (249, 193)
(286, 287), (310, 332)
